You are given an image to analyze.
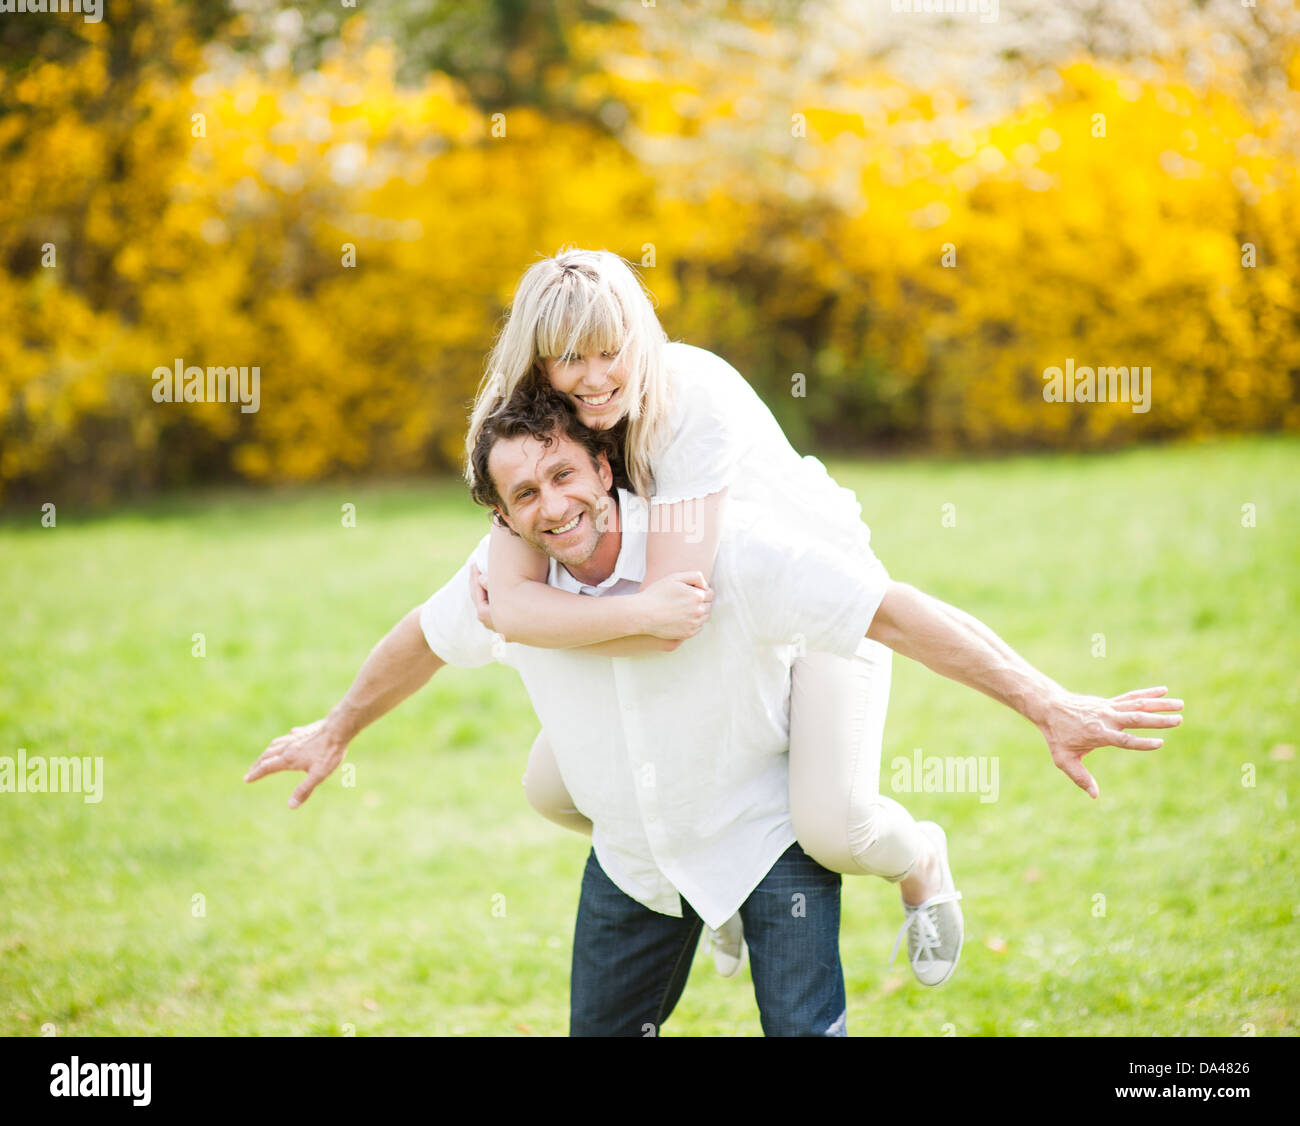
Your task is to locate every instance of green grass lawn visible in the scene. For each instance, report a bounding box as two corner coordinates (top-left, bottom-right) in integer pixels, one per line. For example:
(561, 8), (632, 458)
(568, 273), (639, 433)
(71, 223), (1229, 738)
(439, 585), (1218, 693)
(1, 435), (1296, 1036)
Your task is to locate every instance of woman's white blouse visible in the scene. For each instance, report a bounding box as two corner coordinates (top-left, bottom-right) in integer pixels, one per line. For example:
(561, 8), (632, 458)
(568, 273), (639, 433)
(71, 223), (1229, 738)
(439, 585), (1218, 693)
(652, 341), (885, 579)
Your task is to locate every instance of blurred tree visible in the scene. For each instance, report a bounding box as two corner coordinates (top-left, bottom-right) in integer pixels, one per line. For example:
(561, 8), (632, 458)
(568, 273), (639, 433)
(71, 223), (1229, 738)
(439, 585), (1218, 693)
(1, 0), (1296, 505)
(0, 0), (237, 303)
(0, 0), (234, 76)
(222, 0), (625, 133)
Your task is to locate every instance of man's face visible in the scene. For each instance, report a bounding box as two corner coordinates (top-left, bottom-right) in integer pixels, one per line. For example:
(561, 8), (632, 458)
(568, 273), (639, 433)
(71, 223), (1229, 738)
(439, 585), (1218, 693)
(489, 430), (615, 568)
(540, 350), (627, 430)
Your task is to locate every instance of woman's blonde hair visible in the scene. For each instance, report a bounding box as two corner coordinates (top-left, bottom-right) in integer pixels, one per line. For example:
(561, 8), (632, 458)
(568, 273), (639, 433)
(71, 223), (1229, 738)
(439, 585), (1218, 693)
(465, 246), (673, 499)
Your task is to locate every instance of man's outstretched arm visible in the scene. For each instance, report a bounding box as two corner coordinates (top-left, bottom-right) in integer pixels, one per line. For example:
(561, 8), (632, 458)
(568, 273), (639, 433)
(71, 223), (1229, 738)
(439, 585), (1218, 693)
(244, 607), (444, 809)
(865, 581), (1184, 798)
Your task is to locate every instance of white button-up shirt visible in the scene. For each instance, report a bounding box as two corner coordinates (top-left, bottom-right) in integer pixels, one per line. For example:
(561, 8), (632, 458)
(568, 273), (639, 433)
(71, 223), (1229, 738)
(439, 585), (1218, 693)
(419, 489), (889, 930)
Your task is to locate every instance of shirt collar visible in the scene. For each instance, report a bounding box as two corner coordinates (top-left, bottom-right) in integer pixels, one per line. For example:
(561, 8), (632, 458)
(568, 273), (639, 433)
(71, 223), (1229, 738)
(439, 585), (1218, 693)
(549, 488), (647, 595)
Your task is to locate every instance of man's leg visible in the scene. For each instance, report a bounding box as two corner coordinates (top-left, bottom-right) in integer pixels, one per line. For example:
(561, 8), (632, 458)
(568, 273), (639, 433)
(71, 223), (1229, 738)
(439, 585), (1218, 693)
(570, 849), (703, 1036)
(740, 842), (846, 1037)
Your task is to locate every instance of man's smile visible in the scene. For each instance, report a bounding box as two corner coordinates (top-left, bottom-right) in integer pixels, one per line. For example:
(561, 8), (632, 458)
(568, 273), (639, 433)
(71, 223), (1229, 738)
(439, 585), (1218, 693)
(545, 512), (584, 536)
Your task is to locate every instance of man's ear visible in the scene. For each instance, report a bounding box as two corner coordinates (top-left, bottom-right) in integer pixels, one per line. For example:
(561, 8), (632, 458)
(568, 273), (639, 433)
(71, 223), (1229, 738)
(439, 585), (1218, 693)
(493, 504), (514, 533)
(595, 450), (613, 491)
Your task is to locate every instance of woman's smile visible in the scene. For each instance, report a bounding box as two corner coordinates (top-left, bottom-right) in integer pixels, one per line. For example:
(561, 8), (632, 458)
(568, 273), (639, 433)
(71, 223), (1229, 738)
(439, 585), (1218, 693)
(574, 387), (620, 408)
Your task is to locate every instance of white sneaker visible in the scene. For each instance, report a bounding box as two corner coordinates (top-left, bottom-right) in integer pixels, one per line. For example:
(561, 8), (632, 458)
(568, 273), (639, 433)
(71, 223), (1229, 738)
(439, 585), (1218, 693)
(703, 912), (747, 978)
(889, 821), (963, 987)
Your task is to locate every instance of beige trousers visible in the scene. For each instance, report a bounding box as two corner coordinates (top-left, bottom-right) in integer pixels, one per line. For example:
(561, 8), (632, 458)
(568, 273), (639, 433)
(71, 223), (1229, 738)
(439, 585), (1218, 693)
(521, 637), (926, 881)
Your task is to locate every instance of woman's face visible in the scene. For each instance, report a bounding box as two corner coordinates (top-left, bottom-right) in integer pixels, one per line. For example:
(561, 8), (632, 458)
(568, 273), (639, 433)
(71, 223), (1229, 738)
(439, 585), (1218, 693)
(540, 350), (627, 430)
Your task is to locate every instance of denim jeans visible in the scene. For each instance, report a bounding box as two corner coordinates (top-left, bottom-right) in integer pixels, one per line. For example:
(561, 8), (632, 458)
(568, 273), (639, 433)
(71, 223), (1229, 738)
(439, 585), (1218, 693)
(569, 842), (846, 1036)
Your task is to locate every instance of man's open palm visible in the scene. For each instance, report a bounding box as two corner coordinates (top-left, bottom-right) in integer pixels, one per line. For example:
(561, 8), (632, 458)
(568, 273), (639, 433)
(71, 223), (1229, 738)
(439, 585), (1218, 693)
(1039, 685), (1183, 799)
(244, 718), (348, 809)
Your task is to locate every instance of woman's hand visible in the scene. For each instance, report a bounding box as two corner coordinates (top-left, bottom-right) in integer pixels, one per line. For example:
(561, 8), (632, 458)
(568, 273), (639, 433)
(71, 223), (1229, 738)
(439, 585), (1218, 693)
(636, 572), (714, 640)
(469, 562), (495, 632)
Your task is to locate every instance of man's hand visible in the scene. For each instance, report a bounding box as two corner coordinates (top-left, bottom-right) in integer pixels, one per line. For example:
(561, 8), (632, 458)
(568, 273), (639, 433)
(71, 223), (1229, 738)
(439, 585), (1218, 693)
(1036, 685), (1184, 799)
(636, 572), (714, 640)
(867, 583), (1186, 800)
(469, 562), (494, 631)
(244, 716), (349, 809)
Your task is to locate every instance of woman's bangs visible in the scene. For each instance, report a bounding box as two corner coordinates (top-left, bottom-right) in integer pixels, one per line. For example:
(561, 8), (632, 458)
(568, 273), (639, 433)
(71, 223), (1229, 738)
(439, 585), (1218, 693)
(536, 282), (627, 360)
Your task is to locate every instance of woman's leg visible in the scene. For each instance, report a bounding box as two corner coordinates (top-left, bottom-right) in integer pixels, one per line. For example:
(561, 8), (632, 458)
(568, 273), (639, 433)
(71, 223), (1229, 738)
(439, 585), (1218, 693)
(522, 729), (593, 836)
(788, 637), (928, 882)
(790, 638), (964, 984)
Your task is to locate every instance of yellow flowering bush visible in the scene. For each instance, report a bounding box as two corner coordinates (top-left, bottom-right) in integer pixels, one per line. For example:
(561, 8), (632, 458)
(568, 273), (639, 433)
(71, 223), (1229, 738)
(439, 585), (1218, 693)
(1, 11), (1296, 503)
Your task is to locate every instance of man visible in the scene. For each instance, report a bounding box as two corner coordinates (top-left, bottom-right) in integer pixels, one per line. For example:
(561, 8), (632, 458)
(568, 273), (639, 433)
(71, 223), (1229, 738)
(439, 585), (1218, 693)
(245, 388), (1182, 1036)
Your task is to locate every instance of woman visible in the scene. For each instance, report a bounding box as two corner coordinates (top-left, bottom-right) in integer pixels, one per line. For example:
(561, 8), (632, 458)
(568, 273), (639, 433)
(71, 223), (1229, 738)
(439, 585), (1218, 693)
(464, 246), (962, 986)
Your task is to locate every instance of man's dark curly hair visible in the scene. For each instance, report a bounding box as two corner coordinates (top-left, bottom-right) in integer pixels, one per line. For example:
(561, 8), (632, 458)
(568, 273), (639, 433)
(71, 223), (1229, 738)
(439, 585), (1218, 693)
(468, 382), (630, 524)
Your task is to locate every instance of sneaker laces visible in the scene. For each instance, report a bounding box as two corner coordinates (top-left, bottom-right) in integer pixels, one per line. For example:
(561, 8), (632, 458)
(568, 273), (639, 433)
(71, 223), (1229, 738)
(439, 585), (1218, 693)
(889, 891), (963, 969)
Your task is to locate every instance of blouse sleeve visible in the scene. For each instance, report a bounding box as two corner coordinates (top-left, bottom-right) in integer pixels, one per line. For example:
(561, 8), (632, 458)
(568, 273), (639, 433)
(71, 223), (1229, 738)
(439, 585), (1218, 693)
(649, 349), (752, 505)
